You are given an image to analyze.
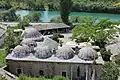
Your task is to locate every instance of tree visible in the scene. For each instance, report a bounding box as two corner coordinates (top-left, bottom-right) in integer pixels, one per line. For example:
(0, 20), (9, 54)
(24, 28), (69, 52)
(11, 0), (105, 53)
(114, 53), (120, 66)
(59, 0), (73, 25)
(51, 33), (60, 43)
(0, 8), (18, 21)
(101, 62), (119, 80)
(100, 48), (112, 61)
(4, 27), (21, 54)
(72, 18), (120, 48)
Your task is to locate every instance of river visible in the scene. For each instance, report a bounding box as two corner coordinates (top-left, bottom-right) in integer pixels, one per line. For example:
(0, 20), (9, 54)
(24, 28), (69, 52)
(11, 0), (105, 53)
(16, 10), (120, 22)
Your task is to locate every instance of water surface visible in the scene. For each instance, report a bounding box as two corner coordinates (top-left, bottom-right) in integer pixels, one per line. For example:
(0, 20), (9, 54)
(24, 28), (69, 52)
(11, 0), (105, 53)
(16, 10), (120, 22)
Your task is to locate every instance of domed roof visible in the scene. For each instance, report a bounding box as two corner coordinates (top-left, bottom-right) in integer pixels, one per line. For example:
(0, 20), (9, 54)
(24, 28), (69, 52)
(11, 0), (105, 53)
(37, 37), (58, 50)
(56, 46), (75, 60)
(78, 47), (98, 61)
(21, 28), (42, 39)
(44, 37), (58, 50)
(34, 46), (52, 59)
(21, 39), (37, 47)
(12, 45), (30, 58)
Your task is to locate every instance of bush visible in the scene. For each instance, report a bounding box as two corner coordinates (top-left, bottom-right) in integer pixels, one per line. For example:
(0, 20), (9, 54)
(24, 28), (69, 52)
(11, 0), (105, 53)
(53, 76), (69, 80)
(0, 49), (6, 67)
(0, 8), (18, 21)
(18, 74), (69, 80)
(101, 62), (119, 80)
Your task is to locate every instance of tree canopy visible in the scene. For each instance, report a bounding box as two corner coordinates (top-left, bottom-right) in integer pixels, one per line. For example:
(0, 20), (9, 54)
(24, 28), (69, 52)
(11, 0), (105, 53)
(72, 18), (120, 48)
(101, 62), (119, 80)
(59, 0), (73, 24)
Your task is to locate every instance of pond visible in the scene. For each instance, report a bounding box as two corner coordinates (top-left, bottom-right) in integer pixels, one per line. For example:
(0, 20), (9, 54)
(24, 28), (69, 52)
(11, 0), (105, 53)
(16, 10), (120, 22)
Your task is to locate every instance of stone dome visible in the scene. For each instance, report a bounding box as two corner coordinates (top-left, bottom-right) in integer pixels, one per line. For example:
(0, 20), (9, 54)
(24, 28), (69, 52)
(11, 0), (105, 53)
(21, 39), (37, 47)
(34, 46), (52, 59)
(37, 37), (58, 50)
(21, 28), (43, 40)
(12, 45), (30, 58)
(78, 47), (98, 61)
(56, 46), (75, 60)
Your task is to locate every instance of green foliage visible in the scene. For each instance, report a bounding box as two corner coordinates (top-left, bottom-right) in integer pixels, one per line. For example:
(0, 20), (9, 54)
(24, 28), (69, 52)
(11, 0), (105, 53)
(51, 33), (60, 43)
(53, 76), (69, 80)
(0, 75), (7, 80)
(50, 16), (62, 23)
(72, 0), (120, 13)
(100, 48), (112, 61)
(18, 74), (68, 80)
(114, 53), (120, 66)
(0, 8), (18, 21)
(0, 0), (120, 13)
(23, 13), (41, 22)
(101, 62), (119, 80)
(72, 18), (120, 48)
(0, 0), (11, 9)
(4, 26), (22, 54)
(0, 49), (6, 67)
(59, 0), (73, 24)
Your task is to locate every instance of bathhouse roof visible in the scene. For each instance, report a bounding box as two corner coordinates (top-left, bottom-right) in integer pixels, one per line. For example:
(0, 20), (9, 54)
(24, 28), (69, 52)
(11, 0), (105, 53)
(35, 46), (52, 59)
(21, 28), (43, 40)
(56, 46), (75, 60)
(78, 47), (98, 61)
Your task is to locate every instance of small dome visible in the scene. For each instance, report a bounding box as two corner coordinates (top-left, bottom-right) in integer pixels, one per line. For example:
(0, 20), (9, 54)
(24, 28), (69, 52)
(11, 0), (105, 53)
(12, 45), (30, 58)
(78, 47), (98, 61)
(44, 37), (58, 50)
(56, 46), (75, 60)
(21, 39), (37, 47)
(37, 37), (58, 50)
(35, 46), (52, 59)
(21, 28), (42, 40)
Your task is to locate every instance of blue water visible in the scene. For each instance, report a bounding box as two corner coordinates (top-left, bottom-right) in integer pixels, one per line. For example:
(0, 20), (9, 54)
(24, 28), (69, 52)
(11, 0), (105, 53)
(16, 10), (120, 22)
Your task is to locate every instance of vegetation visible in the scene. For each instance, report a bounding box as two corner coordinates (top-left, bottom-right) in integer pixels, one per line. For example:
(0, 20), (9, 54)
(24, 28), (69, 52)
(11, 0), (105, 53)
(59, 0), (73, 24)
(51, 33), (60, 43)
(4, 26), (23, 55)
(0, 49), (6, 67)
(0, 0), (120, 13)
(101, 62), (119, 80)
(0, 8), (19, 21)
(50, 16), (62, 23)
(72, 18), (120, 48)
(23, 13), (41, 22)
(72, 0), (120, 13)
(18, 74), (69, 80)
(100, 48), (112, 61)
(114, 53), (120, 66)
(0, 75), (7, 80)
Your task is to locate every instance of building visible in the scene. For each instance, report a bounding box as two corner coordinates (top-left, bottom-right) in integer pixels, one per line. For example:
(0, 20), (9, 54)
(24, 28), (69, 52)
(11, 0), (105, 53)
(28, 23), (70, 35)
(0, 24), (7, 47)
(6, 28), (104, 80)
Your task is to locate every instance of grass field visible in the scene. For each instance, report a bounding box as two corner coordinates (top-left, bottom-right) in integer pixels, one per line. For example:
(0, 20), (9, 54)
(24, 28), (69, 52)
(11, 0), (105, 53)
(0, 49), (6, 68)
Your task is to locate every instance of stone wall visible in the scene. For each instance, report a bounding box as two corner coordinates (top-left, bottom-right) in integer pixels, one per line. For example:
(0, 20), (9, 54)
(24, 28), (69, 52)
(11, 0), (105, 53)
(7, 60), (103, 80)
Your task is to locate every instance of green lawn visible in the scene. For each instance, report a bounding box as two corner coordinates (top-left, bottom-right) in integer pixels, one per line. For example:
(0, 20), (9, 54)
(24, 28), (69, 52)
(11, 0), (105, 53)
(0, 49), (6, 68)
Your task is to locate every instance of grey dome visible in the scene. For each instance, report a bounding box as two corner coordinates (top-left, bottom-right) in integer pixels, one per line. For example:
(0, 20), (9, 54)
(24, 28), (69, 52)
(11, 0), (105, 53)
(35, 46), (52, 59)
(44, 37), (58, 50)
(78, 47), (98, 61)
(21, 39), (37, 47)
(12, 45), (30, 58)
(37, 37), (58, 50)
(21, 28), (43, 40)
(56, 46), (75, 60)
